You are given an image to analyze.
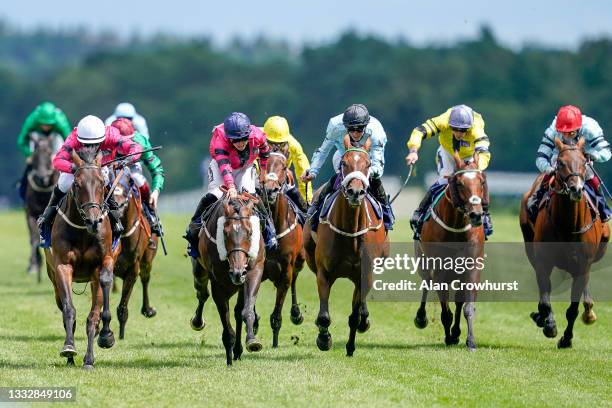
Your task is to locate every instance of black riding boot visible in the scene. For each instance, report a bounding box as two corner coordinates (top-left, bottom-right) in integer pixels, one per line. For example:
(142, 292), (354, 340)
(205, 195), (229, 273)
(307, 173), (338, 219)
(255, 198), (278, 249)
(410, 183), (440, 236)
(183, 193), (217, 255)
(37, 186), (66, 247)
(18, 163), (32, 201)
(285, 185), (308, 213)
(369, 176), (395, 230)
(106, 197), (124, 235)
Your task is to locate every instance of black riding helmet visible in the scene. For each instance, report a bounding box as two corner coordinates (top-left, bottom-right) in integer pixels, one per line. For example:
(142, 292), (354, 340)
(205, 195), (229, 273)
(342, 104), (370, 128)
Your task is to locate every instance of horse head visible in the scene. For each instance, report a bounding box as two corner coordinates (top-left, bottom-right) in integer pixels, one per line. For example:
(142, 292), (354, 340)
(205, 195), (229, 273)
(30, 136), (55, 187)
(340, 135), (372, 207)
(553, 137), (587, 201)
(448, 152), (486, 227)
(217, 195), (260, 286)
(71, 148), (107, 235)
(263, 152), (288, 203)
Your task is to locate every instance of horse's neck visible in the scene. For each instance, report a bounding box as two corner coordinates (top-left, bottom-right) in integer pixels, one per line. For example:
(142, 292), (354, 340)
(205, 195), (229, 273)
(270, 194), (291, 231)
(437, 192), (468, 228)
(550, 193), (591, 235)
(331, 194), (368, 234)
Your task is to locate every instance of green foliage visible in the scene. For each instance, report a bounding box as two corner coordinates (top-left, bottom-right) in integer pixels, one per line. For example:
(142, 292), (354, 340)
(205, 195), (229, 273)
(1, 25), (611, 199)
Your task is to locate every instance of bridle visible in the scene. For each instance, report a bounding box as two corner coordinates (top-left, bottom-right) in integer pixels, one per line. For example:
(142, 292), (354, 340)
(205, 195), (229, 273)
(224, 214), (255, 258)
(263, 152), (288, 197)
(552, 146), (586, 195)
(445, 169), (484, 214)
(71, 164), (109, 225)
(339, 147), (371, 200)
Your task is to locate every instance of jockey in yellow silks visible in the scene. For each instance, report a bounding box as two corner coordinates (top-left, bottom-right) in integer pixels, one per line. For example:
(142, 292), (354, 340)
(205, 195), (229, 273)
(405, 104), (492, 238)
(262, 116), (311, 212)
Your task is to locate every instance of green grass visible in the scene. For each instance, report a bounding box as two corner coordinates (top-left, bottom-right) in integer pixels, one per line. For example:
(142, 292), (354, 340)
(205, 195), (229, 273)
(0, 210), (610, 407)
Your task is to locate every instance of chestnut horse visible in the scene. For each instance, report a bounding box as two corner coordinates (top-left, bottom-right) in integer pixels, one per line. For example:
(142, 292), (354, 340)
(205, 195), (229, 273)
(44, 148), (117, 369)
(24, 136), (58, 281)
(112, 172), (158, 340)
(190, 193), (266, 365)
(303, 136), (389, 356)
(261, 151), (306, 347)
(414, 153), (486, 351)
(520, 137), (609, 348)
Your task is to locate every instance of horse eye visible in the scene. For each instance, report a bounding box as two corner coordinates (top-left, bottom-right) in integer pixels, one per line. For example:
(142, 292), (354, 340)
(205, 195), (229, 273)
(341, 161), (347, 167)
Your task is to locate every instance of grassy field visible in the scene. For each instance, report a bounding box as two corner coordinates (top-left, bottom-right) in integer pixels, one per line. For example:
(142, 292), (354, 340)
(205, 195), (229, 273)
(0, 210), (610, 407)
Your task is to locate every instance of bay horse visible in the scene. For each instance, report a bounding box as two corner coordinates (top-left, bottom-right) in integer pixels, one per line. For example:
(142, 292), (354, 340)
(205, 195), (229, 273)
(303, 136), (389, 356)
(44, 148), (117, 369)
(413, 153), (486, 351)
(190, 192), (266, 365)
(24, 136), (58, 281)
(112, 170), (158, 340)
(261, 151), (306, 347)
(519, 137), (609, 348)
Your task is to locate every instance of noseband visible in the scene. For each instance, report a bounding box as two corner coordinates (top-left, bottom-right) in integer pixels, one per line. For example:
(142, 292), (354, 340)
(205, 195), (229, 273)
(340, 148), (371, 198)
(553, 146), (586, 195)
(72, 164), (109, 224)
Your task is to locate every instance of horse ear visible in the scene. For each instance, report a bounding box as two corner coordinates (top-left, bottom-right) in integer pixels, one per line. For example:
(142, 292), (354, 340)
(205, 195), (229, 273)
(95, 151), (104, 166)
(71, 149), (84, 168)
(343, 134), (351, 150)
(554, 137), (564, 150)
(473, 151), (480, 168)
(363, 137), (372, 152)
(577, 137), (585, 150)
(453, 152), (462, 168)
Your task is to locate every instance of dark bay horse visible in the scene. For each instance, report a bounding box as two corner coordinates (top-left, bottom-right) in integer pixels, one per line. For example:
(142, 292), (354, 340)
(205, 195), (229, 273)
(261, 151), (306, 347)
(112, 172), (158, 340)
(520, 137), (609, 348)
(190, 193), (266, 365)
(24, 136), (58, 281)
(303, 136), (389, 356)
(414, 153), (487, 351)
(44, 149), (117, 369)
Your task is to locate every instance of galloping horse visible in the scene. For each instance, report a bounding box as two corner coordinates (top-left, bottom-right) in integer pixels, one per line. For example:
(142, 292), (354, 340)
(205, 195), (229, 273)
(413, 153), (487, 351)
(24, 136), (58, 281)
(520, 137), (609, 348)
(303, 136), (389, 356)
(44, 148), (117, 369)
(190, 192), (266, 365)
(261, 151), (306, 347)
(112, 169), (158, 340)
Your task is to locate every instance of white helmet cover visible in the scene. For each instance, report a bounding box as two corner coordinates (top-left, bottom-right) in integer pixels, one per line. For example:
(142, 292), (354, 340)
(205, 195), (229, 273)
(77, 115), (106, 144)
(114, 102), (136, 119)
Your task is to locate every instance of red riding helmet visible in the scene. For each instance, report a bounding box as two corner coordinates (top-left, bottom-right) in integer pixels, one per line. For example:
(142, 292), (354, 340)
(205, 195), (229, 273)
(555, 105), (582, 132)
(111, 117), (135, 137)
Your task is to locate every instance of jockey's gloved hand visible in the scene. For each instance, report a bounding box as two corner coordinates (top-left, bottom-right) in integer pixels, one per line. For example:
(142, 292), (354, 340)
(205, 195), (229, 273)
(544, 165), (555, 175)
(70, 163), (78, 174)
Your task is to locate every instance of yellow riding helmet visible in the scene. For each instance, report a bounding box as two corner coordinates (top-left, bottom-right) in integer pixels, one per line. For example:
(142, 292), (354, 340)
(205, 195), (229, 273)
(263, 116), (291, 143)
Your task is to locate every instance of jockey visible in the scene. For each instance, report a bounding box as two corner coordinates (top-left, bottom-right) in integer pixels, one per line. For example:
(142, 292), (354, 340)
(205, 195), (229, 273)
(37, 115), (142, 240)
(262, 116), (311, 213)
(526, 105), (611, 221)
(301, 104), (394, 231)
(184, 112), (276, 255)
(407, 104), (492, 237)
(110, 118), (165, 237)
(17, 102), (71, 200)
(105, 102), (149, 138)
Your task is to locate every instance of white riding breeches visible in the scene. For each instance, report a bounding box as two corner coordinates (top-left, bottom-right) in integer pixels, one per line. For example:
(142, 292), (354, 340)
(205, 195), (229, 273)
(207, 160), (256, 198)
(129, 162), (147, 188)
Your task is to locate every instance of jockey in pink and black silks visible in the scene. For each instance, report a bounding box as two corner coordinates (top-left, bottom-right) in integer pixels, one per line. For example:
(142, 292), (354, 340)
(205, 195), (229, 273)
(37, 115), (142, 245)
(184, 112), (276, 257)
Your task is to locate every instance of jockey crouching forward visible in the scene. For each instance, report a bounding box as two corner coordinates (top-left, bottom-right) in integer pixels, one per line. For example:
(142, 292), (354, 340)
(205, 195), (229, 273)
(407, 104), (492, 239)
(37, 115), (143, 245)
(301, 104), (394, 231)
(526, 105), (611, 222)
(262, 115), (311, 215)
(110, 118), (165, 243)
(184, 112), (276, 257)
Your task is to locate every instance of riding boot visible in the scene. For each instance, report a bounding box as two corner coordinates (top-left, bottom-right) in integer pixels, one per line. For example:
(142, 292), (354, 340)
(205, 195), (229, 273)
(285, 185), (308, 213)
(18, 163), (32, 201)
(369, 176), (395, 230)
(254, 198), (278, 249)
(482, 175), (493, 238)
(183, 193), (217, 257)
(138, 184), (161, 235)
(586, 177), (612, 222)
(527, 173), (552, 221)
(308, 173), (338, 232)
(106, 196), (124, 235)
(410, 182), (443, 237)
(37, 186), (66, 247)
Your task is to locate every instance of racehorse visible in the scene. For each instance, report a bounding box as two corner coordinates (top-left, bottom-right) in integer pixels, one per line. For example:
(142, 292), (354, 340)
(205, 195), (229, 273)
(413, 152), (487, 351)
(303, 136), (389, 356)
(189, 192), (266, 365)
(24, 136), (58, 281)
(261, 151), (306, 347)
(112, 170), (158, 340)
(44, 148), (117, 369)
(519, 137), (609, 348)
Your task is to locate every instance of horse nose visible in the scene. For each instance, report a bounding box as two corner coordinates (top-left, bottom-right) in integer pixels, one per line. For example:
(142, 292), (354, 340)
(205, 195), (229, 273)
(348, 187), (366, 199)
(469, 211), (483, 227)
(230, 269), (246, 286)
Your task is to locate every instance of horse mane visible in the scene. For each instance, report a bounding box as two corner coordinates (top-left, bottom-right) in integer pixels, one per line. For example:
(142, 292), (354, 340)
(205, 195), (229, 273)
(78, 145), (100, 164)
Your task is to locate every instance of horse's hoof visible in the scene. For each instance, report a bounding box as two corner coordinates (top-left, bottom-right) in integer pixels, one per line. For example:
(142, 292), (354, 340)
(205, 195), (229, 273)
(414, 315), (428, 329)
(543, 324), (557, 339)
(60, 345), (77, 358)
(530, 312), (544, 327)
(582, 311), (597, 325)
(82, 364), (94, 370)
(357, 319), (370, 333)
(445, 336), (460, 346)
(467, 345), (477, 352)
(141, 307), (157, 318)
(27, 266), (38, 275)
(190, 317), (205, 331)
(97, 333), (115, 349)
(316, 333), (332, 351)
(290, 312), (304, 326)
(346, 345), (355, 357)
(557, 336), (572, 349)
(246, 338), (263, 352)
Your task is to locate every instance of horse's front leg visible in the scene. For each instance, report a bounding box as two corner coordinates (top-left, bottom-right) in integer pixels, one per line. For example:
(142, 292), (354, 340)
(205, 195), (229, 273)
(290, 259), (304, 325)
(83, 280), (102, 369)
(315, 268), (333, 351)
(558, 272), (589, 349)
(271, 263), (291, 348)
(414, 271), (430, 329)
(140, 257), (157, 318)
(211, 284), (235, 365)
(26, 213), (42, 278)
(530, 264), (557, 338)
(243, 266), (263, 352)
(233, 290), (245, 360)
(190, 258), (209, 331)
(581, 285), (596, 324)
(436, 284), (454, 345)
(56, 264), (77, 364)
(449, 301), (464, 345)
(97, 256), (115, 349)
(117, 261), (138, 340)
(346, 286), (361, 357)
